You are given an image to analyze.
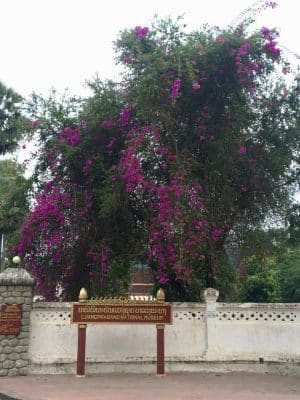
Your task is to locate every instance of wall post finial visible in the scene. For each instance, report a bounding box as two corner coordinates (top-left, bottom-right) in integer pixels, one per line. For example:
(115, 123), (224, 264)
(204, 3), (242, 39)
(79, 288), (88, 303)
(156, 288), (165, 303)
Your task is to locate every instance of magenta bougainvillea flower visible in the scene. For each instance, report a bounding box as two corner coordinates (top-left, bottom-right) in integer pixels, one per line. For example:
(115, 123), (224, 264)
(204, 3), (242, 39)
(82, 159), (93, 176)
(211, 229), (223, 241)
(123, 55), (133, 64)
(238, 146), (247, 154)
(118, 105), (133, 126)
(102, 120), (114, 128)
(264, 40), (281, 58)
(171, 79), (181, 99)
(134, 26), (149, 40)
(261, 26), (270, 38)
(59, 128), (81, 146)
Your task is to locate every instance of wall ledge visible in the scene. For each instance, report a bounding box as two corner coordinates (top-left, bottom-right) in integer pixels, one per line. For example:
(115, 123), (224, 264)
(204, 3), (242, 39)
(28, 360), (300, 376)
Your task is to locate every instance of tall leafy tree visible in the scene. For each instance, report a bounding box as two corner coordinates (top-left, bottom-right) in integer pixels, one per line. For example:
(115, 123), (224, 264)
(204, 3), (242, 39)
(114, 13), (299, 298)
(0, 160), (29, 270)
(0, 82), (24, 155)
(14, 86), (137, 299)
(277, 249), (300, 302)
(15, 4), (300, 300)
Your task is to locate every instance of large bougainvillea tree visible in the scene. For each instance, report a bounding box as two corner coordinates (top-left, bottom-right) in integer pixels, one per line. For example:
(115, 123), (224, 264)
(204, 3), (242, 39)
(14, 87), (140, 300)
(15, 2), (300, 300)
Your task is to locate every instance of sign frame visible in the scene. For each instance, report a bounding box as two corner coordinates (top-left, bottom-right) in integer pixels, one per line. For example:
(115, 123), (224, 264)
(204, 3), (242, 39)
(71, 288), (171, 377)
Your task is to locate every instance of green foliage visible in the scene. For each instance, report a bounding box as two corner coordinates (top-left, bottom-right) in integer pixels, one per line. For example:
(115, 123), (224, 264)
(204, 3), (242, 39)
(238, 256), (281, 302)
(153, 269), (206, 302)
(99, 258), (133, 297)
(286, 204), (300, 248)
(114, 16), (299, 293)
(82, 78), (122, 122)
(0, 82), (25, 154)
(228, 227), (290, 266)
(215, 252), (239, 301)
(0, 160), (29, 237)
(277, 249), (300, 302)
(25, 90), (82, 182)
(0, 160), (29, 270)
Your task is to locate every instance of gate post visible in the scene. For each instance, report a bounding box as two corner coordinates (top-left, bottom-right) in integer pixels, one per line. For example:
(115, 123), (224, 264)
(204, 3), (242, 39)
(203, 287), (219, 361)
(76, 288), (87, 377)
(0, 256), (35, 376)
(156, 288), (165, 376)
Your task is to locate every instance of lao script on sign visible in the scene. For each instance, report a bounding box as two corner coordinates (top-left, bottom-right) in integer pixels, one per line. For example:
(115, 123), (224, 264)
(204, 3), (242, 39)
(0, 304), (22, 335)
(71, 303), (172, 324)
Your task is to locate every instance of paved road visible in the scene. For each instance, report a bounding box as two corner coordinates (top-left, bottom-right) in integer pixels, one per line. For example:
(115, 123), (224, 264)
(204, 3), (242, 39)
(0, 373), (300, 400)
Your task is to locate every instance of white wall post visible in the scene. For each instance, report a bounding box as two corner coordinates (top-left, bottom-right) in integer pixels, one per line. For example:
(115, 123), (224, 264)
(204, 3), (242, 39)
(202, 288), (219, 361)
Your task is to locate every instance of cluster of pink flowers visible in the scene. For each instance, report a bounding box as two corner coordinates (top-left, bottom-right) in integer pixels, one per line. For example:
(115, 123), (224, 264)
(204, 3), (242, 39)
(119, 126), (148, 192)
(147, 175), (207, 284)
(171, 79), (181, 99)
(31, 119), (40, 128)
(86, 245), (111, 285)
(265, 1), (277, 9)
(14, 132), (99, 298)
(261, 27), (271, 39)
(13, 183), (78, 298)
(239, 265), (246, 278)
(118, 123), (209, 284)
(102, 120), (114, 128)
(264, 40), (281, 58)
(235, 40), (260, 91)
(118, 105), (133, 126)
(123, 55), (133, 64)
(120, 149), (144, 193)
(210, 229), (222, 242)
(238, 40), (250, 57)
(196, 107), (212, 140)
(106, 137), (116, 156)
(260, 26), (281, 59)
(82, 159), (93, 175)
(134, 26), (149, 40)
(238, 146), (247, 155)
(59, 128), (81, 146)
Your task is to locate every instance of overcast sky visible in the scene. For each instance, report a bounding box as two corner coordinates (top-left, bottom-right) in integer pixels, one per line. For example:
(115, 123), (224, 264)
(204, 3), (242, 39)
(1, 0), (299, 98)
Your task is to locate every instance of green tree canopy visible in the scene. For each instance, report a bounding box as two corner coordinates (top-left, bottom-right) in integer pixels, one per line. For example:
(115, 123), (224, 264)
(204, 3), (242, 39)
(0, 160), (29, 235)
(277, 249), (300, 302)
(0, 160), (29, 270)
(14, 7), (300, 300)
(238, 255), (281, 302)
(0, 82), (24, 155)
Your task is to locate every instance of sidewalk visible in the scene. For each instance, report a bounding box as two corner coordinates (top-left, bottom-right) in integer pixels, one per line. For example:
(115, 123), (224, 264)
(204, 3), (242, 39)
(1, 373), (300, 400)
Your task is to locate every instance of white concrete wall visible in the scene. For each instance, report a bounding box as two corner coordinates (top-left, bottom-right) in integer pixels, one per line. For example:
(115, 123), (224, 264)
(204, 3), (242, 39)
(215, 303), (300, 361)
(28, 302), (206, 365)
(28, 295), (300, 374)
